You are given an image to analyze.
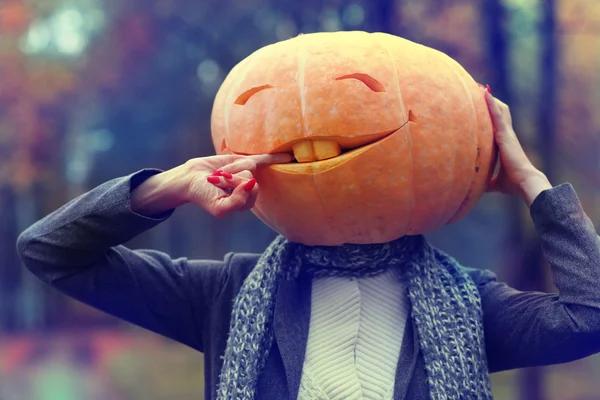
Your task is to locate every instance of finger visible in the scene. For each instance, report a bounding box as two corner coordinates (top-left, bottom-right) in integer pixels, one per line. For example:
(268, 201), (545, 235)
(248, 153), (293, 166)
(486, 171), (503, 193)
(221, 153), (293, 174)
(486, 177), (499, 193)
(216, 169), (253, 181)
(494, 98), (512, 125)
(239, 185), (259, 212)
(212, 169), (234, 179)
(485, 158), (502, 193)
(201, 154), (249, 165)
(206, 175), (230, 190)
(484, 92), (509, 133)
(218, 152), (292, 166)
(207, 170), (254, 189)
(186, 155), (247, 173)
(211, 180), (256, 217)
(235, 170), (254, 180)
(484, 93), (524, 152)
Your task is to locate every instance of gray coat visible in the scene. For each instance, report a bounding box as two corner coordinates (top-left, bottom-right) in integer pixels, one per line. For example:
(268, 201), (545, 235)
(17, 169), (600, 399)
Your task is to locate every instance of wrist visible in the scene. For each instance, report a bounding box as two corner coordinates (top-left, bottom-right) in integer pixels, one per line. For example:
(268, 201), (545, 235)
(519, 170), (552, 207)
(131, 166), (190, 216)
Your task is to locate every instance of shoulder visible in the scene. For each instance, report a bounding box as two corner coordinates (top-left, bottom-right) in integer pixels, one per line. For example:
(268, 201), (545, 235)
(227, 251), (262, 276)
(183, 251), (262, 303)
(218, 251), (262, 294)
(459, 265), (498, 288)
(433, 247), (498, 288)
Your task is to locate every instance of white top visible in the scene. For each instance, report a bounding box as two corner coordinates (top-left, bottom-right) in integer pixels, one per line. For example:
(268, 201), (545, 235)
(297, 269), (409, 400)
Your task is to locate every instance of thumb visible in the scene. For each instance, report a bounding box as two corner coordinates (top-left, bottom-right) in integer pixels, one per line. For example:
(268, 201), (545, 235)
(485, 158), (503, 193)
(486, 176), (501, 193)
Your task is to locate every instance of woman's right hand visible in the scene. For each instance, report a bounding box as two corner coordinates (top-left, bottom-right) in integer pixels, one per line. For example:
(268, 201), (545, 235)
(131, 153), (292, 218)
(187, 153), (292, 217)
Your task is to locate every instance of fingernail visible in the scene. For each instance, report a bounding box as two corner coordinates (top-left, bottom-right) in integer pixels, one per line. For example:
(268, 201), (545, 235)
(213, 169), (233, 179)
(477, 83), (485, 89)
(243, 178), (256, 192)
(486, 84), (492, 94)
(207, 176), (220, 184)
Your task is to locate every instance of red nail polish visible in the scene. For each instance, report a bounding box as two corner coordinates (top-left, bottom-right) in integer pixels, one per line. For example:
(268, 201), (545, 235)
(243, 178), (256, 192)
(486, 84), (492, 94)
(213, 170), (233, 179)
(207, 176), (220, 184)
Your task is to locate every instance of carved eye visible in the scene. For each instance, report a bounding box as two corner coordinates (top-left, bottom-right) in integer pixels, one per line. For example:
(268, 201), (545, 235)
(335, 73), (385, 92)
(234, 85), (274, 105)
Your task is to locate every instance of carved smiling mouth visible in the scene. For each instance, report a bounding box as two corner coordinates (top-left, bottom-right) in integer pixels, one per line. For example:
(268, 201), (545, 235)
(286, 127), (401, 163)
(265, 111), (416, 174)
(222, 110), (417, 174)
(280, 109), (416, 165)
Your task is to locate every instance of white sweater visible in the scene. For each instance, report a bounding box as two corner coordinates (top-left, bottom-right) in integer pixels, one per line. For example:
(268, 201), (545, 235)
(298, 269), (409, 400)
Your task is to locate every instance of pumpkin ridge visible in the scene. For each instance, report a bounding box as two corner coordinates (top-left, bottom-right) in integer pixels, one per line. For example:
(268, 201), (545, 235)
(297, 35), (308, 136)
(379, 34), (414, 234)
(224, 56), (256, 147)
(312, 175), (328, 211)
(431, 55), (463, 227)
(404, 122), (415, 234)
(443, 74), (481, 225)
(437, 55), (478, 226)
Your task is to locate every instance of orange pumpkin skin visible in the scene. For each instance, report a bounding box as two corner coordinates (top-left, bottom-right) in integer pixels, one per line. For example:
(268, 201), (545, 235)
(211, 31), (497, 246)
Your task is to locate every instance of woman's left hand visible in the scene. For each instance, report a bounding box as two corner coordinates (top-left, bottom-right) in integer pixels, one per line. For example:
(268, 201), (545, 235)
(484, 89), (552, 207)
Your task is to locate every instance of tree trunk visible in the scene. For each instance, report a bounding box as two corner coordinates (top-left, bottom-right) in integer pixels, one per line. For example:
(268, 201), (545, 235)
(373, 0), (397, 34)
(483, 0), (548, 398)
(0, 186), (21, 333)
(518, 2), (558, 399)
(539, 0), (558, 183)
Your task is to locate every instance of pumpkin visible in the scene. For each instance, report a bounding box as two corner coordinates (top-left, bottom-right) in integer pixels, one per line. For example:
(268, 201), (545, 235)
(211, 31), (497, 246)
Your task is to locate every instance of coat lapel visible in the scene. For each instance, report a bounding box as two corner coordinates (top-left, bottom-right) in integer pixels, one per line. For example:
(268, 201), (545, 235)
(273, 272), (312, 400)
(394, 308), (422, 399)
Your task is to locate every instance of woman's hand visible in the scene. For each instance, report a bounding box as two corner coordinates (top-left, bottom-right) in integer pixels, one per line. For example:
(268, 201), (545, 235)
(484, 89), (552, 207)
(131, 153), (292, 218)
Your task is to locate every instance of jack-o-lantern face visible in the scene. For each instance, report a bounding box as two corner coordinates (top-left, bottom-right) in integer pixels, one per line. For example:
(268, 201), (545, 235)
(211, 31), (496, 246)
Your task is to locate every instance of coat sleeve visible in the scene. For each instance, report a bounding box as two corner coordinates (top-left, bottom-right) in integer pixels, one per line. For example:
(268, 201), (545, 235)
(467, 183), (600, 372)
(17, 169), (232, 352)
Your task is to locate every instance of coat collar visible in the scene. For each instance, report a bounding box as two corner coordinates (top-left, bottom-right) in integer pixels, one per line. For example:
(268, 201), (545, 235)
(273, 271), (312, 400)
(394, 313), (421, 399)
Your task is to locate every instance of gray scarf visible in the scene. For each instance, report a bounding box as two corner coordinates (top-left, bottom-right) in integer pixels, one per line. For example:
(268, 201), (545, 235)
(216, 234), (493, 399)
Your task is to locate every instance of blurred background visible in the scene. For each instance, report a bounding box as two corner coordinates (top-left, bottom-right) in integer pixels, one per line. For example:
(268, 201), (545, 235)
(0, 0), (599, 398)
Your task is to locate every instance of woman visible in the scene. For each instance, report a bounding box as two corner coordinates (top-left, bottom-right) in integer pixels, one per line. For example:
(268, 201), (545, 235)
(17, 90), (600, 399)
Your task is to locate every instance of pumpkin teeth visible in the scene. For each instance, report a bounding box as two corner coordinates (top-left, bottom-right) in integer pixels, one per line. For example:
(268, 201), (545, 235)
(292, 139), (342, 162)
(313, 140), (341, 160)
(292, 140), (315, 162)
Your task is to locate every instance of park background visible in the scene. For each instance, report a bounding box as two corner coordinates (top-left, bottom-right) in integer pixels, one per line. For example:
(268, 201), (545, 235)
(1, 0), (600, 398)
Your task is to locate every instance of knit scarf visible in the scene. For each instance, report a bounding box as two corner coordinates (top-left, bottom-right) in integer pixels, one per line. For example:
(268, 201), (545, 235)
(216, 234), (493, 399)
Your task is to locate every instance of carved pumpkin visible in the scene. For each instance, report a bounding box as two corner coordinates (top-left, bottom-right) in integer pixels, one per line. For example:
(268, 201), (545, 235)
(211, 31), (496, 246)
